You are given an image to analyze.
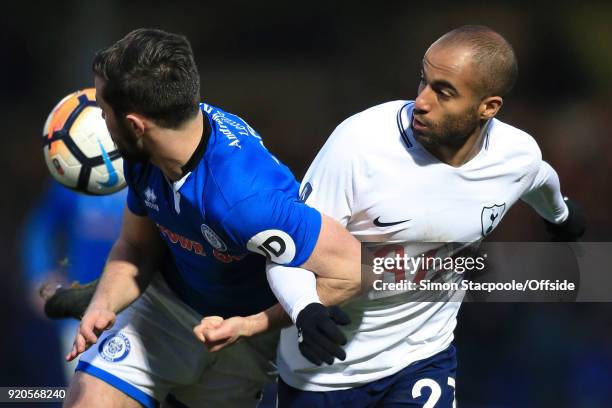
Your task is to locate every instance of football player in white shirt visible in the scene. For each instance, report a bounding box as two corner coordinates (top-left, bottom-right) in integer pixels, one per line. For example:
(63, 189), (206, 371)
(193, 25), (585, 407)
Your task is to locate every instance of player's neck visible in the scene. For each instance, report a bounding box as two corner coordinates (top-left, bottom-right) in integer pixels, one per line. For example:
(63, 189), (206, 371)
(424, 120), (488, 167)
(147, 110), (204, 182)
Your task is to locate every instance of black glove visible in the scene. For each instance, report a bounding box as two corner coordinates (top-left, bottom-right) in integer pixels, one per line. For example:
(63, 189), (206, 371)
(543, 198), (586, 242)
(41, 279), (98, 320)
(295, 303), (351, 365)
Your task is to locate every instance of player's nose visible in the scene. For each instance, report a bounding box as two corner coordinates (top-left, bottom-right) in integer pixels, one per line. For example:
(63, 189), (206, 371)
(414, 86), (433, 114)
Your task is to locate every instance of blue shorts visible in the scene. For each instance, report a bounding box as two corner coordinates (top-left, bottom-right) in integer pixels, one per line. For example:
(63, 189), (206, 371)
(278, 345), (457, 408)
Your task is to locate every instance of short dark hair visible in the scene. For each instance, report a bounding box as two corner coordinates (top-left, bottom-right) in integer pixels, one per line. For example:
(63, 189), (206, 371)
(92, 28), (200, 129)
(436, 25), (518, 97)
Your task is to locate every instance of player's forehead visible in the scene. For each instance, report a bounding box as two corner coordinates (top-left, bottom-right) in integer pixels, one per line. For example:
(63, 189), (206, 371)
(422, 43), (477, 89)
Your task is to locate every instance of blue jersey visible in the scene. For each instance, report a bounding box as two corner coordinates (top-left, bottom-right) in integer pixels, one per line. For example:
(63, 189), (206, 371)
(124, 103), (321, 318)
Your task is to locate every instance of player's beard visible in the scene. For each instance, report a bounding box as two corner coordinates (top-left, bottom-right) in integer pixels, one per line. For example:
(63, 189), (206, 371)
(412, 106), (480, 148)
(112, 127), (150, 163)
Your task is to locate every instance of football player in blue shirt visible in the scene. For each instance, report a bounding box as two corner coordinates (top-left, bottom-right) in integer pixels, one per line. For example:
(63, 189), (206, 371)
(63, 28), (360, 408)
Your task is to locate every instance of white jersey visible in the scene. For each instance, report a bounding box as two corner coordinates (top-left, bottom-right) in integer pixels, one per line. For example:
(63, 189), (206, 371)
(276, 100), (566, 391)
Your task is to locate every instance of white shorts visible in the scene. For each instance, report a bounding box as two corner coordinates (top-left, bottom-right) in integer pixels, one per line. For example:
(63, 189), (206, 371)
(77, 274), (279, 408)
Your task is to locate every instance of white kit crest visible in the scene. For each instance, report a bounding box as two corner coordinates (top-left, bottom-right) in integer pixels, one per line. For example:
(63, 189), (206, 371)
(481, 204), (506, 236)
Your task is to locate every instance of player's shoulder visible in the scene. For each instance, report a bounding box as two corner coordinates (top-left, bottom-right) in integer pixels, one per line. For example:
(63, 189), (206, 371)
(199, 103), (299, 207)
(487, 117), (542, 162)
(347, 100), (408, 120)
(336, 100), (408, 134)
(324, 100), (409, 152)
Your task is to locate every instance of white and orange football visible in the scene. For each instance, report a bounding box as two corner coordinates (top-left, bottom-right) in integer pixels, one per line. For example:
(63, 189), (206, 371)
(43, 88), (126, 195)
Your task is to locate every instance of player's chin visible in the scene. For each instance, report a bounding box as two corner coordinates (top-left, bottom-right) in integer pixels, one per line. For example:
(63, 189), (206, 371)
(413, 131), (439, 146)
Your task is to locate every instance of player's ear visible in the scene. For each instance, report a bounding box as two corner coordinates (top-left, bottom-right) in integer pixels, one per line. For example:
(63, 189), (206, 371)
(125, 114), (146, 137)
(479, 96), (503, 120)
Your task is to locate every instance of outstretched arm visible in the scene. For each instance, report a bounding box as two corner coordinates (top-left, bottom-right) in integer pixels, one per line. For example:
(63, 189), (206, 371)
(193, 215), (361, 356)
(194, 267), (354, 364)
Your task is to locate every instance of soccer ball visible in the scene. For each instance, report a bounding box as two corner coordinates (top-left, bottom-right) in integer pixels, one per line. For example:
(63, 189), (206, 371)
(42, 88), (126, 195)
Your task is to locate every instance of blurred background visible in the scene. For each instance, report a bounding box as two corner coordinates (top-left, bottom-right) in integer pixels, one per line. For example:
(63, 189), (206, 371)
(1, 1), (611, 407)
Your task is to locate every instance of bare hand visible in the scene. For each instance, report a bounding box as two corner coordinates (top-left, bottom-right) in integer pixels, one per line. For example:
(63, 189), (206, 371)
(193, 316), (251, 352)
(66, 308), (116, 361)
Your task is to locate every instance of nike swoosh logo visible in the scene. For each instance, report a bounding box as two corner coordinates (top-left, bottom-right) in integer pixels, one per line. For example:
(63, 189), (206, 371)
(96, 139), (119, 188)
(373, 217), (411, 227)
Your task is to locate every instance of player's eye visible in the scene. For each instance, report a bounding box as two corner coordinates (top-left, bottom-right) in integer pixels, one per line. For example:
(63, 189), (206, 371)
(431, 84), (452, 99)
(437, 91), (453, 102)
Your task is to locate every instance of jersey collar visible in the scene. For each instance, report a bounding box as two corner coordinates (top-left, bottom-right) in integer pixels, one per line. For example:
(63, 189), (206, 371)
(397, 102), (416, 149)
(180, 111), (212, 176)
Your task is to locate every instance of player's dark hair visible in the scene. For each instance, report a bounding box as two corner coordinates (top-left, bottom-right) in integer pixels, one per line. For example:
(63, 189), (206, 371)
(437, 25), (518, 97)
(92, 28), (200, 129)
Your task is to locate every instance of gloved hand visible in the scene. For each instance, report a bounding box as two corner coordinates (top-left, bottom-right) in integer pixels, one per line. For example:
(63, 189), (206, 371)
(543, 198), (586, 242)
(41, 279), (98, 320)
(295, 302), (351, 365)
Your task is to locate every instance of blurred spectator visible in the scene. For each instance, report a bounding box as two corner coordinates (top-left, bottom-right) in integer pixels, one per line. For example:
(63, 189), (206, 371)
(21, 180), (126, 381)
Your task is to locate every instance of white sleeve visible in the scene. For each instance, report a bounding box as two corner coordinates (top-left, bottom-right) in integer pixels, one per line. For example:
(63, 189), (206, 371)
(266, 262), (321, 323)
(520, 160), (569, 224)
(266, 122), (358, 322)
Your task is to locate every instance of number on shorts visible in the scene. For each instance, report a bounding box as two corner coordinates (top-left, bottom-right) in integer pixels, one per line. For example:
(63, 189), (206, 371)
(411, 377), (456, 408)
